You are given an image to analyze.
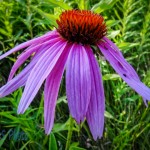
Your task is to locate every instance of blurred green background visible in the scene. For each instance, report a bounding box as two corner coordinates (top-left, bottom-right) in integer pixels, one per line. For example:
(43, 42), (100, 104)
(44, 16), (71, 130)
(0, 0), (150, 149)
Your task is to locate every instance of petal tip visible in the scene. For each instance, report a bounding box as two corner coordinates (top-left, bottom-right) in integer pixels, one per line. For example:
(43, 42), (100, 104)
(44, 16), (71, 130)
(17, 106), (25, 114)
(17, 109), (22, 114)
(45, 127), (52, 135)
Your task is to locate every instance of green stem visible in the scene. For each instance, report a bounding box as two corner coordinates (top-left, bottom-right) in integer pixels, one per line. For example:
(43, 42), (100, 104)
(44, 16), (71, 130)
(65, 116), (74, 150)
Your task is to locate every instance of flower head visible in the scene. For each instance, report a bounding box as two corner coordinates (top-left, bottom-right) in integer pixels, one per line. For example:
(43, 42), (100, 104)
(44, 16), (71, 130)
(0, 10), (150, 140)
(57, 10), (107, 44)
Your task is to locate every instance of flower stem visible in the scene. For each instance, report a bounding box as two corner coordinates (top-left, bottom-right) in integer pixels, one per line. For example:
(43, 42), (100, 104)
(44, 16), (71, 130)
(65, 116), (74, 150)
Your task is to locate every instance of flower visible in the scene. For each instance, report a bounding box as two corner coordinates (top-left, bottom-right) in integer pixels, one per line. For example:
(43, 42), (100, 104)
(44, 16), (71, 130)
(0, 10), (150, 140)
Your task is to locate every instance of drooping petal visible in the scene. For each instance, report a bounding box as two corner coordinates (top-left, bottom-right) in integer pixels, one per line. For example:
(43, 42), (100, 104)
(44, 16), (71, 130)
(98, 38), (150, 101)
(0, 72), (28, 98)
(66, 44), (91, 123)
(44, 43), (71, 134)
(102, 37), (123, 57)
(0, 30), (58, 60)
(86, 46), (105, 140)
(102, 37), (140, 80)
(0, 49), (44, 97)
(17, 40), (67, 114)
(8, 36), (61, 80)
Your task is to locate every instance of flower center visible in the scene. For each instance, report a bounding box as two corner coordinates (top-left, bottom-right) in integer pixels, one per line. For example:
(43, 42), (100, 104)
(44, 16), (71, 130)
(56, 10), (107, 45)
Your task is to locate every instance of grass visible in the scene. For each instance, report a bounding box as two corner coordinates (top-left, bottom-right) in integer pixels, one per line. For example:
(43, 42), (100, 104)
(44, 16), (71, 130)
(0, 0), (150, 149)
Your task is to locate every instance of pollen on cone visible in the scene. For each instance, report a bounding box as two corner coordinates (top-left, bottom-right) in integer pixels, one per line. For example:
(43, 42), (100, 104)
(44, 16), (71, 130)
(56, 10), (107, 45)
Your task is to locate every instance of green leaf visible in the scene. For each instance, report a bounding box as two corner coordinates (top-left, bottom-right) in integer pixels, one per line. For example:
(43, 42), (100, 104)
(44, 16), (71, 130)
(0, 129), (11, 147)
(44, 0), (72, 10)
(104, 111), (114, 119)
(69, 146), (86, 150)
(20, 141), (33, 150)
(74, 0), (90, 10)
(31, 6), (58, 27)
(69, 142), (86, 150)
(0, 28), (11, 37)
(108, 30), (120, 38)
(49, 133), (57, 150)
(91, 0), (119, 13)
(57, 96), (67, 104)
(103, 74), (120, 80)
(106, 20), (120, 27)
(117, 42), (139, 51)
(52, 123), (68, 133)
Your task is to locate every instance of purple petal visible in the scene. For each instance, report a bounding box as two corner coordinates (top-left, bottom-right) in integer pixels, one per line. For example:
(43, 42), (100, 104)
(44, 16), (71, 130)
(66, 44), (91, 123)
(86, 46), (105, 140)
(17, 40), (67, 114)
(98, 38), (150, 102)
(8, 36), (61, 80)
(0, 49), (43, 97)
(44, 43), (71, 134)
(102, 37), (140, 80)
(102, 37), (123, 57)
(0, 30), (58, 60)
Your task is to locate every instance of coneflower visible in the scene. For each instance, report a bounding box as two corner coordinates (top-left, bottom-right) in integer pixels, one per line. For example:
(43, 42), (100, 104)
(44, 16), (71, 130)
(0, 10), (150, 140)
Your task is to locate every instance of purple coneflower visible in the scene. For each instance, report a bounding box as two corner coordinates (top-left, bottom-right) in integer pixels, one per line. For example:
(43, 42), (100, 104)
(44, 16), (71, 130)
(0, 10), (150, 140)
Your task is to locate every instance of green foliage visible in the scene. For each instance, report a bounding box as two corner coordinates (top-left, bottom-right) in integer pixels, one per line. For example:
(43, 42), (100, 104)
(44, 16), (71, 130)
(0, 0), (150, 149)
